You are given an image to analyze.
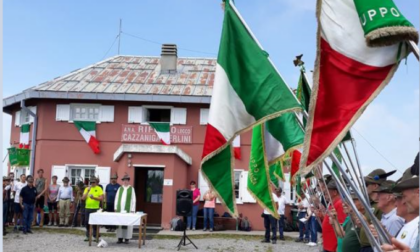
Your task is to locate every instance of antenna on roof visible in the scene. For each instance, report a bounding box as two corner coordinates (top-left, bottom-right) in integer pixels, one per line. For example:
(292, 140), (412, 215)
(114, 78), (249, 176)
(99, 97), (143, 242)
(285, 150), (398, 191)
(118, 19), (122, 55)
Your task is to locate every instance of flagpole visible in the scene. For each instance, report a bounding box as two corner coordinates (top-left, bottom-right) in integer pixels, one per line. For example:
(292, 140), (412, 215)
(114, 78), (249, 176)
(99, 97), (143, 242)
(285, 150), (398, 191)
(408, 41), (419, 61)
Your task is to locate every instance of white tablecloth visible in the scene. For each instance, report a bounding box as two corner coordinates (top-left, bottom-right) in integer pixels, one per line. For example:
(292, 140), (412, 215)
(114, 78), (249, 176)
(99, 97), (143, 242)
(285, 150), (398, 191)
(89, 212), (146, 226)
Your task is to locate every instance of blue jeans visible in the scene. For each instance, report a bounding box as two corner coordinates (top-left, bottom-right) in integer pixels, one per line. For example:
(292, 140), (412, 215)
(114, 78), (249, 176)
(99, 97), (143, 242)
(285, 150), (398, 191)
(298, 212), (309, 239)
(22, 203), (35, 232)
(203, 207), (214, 229)
(187, 205), (199, 229)
(309, 216), (317, 243)
(278, 215), (285, 239)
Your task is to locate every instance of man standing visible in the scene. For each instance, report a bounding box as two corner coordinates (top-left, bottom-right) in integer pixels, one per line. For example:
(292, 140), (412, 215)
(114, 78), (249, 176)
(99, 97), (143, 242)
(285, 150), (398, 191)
(105, 173), (120, 232)
(33, 169), (48, 227)
(19, 176), (37, 234)
(13, 174), (27, 232)
(7, 173), (15, 226)
(374, 180), (404, 237)
(295, 191), (310, 243)
(72, 181), (86, 227)
(322, 180), (347, 252)
(3, 176), (11, 236)
(114, 174), (136, 244)
(56, 177), (74, 227)
(261, 189), (278, 244)
(276, 187), (290, 241)
(82, 176), (103, 242)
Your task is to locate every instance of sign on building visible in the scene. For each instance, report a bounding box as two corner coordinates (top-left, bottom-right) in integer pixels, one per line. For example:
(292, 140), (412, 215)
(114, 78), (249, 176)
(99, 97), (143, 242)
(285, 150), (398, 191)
(121, 124), (193, 144)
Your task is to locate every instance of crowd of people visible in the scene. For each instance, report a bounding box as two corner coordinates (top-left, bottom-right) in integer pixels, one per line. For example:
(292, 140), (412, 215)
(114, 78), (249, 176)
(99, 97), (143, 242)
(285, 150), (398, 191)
(260, 153), (419, 252)
(2, 171), (139, 244)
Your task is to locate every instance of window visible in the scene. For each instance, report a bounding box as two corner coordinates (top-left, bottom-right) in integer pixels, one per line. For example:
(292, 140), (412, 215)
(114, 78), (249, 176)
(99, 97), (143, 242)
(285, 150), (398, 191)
(146, 108), (171, 123)
(69, 167), (95, 185)
(70, 104), (100, 121)
(234, 170), (242, 200)
(21, 110), (31, 125)
(200, 108), (209, 125)
(14, 107), (37, 126)
(145, 170), (164, 203)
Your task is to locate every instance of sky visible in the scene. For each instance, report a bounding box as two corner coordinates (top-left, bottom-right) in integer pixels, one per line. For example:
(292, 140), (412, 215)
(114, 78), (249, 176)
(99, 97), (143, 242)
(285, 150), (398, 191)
(2, 0), (419, 180)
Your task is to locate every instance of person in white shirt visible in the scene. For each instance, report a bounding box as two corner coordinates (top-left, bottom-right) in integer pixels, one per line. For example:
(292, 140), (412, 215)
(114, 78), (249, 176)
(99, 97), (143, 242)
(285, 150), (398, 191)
(56, 177), (74, 227)
(276, 187), (291, 241)
(262, 191), (278, 244)
(295, 191), (310, 243)
(13, 174), (27, 232)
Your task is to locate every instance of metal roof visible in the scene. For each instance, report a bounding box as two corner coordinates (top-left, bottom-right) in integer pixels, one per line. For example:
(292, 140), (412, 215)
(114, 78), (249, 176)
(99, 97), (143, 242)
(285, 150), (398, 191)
(3, 55), (216, 110)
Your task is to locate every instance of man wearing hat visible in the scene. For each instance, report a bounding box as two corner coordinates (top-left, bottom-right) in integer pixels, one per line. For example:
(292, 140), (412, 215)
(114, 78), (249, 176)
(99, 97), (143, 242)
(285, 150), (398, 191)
(3, 176), (11, 235)
(56, 177), (74, 227)
(322, 180), (346, 252)
(359, 169), (396, 252)
(72, 181), (86, 227)
(114, 174), (136, 244)
(374, 180), (404, 237)
(105, 173), (120, 232)
(82, 176), (104, 242)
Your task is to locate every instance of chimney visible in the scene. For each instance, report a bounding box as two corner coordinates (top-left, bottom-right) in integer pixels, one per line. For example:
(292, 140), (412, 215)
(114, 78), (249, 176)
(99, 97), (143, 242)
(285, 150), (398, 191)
(161, 44), (178, 74)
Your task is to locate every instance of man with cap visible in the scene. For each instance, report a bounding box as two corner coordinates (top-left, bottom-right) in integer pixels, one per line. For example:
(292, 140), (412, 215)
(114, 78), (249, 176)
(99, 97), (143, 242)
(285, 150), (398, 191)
(105, 173), (120, 232)
(82, 176), (104, 242)
(359, 169), (396, 252)
(322, 180), (347, 252)
(374, 180), (404, 237)
(114, 174), (136, 244)
(56, 177), (74, 227)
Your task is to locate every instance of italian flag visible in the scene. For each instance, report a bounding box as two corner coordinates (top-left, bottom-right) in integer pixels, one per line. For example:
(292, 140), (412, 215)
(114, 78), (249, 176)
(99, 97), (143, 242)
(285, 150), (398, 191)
(201, 0), (301, 216)
(149, 122), (171, 145)
(74, 121), (100, 154)
(19, 124), (30, 149)
(300, 0), (407, 173)
(233, 136), (241, 160)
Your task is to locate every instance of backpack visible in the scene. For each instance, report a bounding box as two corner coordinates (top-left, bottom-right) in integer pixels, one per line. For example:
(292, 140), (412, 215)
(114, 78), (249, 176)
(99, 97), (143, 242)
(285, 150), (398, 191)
(170, 217), (184, 231)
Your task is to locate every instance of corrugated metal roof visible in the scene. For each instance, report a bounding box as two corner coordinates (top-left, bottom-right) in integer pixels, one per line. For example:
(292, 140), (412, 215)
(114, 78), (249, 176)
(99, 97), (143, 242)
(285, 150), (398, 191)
(31, 55), (216, 96)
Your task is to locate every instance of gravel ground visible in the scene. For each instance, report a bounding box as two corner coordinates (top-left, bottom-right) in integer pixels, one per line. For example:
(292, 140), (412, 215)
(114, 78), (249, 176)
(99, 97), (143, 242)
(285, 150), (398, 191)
(3, 230), (322, 252)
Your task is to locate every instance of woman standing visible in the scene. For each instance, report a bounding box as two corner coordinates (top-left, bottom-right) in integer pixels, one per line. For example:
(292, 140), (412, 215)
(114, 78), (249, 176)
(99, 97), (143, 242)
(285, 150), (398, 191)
(47, 176), (60, 226)
(203, 189), (216, 232)
(187, 181), (200, 231)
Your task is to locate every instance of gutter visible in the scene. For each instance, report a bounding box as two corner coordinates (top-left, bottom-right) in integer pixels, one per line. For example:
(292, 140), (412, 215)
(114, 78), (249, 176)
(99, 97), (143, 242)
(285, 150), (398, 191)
(20, 100), (38, 176)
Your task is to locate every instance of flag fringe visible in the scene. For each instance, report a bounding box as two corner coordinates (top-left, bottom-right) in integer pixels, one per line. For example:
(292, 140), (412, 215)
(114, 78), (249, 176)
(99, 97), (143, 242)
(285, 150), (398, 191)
(366, 26), (419, 47)
(299, 0), (401, 176)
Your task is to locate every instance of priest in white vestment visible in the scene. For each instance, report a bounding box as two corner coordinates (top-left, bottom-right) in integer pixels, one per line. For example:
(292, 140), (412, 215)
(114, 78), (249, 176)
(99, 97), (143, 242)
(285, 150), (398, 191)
(114, 174), (136, 244)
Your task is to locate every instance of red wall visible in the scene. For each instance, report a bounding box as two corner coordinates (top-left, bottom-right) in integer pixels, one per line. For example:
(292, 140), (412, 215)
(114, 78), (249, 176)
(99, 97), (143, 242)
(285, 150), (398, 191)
(8, 99), (273, 230)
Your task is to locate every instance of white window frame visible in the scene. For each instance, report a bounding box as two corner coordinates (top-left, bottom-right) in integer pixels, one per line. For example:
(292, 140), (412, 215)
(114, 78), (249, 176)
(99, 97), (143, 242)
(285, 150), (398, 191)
(70, 103), (101, 122)
(200, 108), (209, 125)
(15, 106), (37, 127)
(234, 169), (243, 204)
(68, 165), (97, 186)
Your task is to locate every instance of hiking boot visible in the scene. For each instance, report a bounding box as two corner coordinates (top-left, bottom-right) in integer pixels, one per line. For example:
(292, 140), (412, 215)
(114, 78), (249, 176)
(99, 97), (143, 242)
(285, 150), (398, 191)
(124, 239), (129, 244)
(27, 230), (33, 234)
(117, 238), (123, 244)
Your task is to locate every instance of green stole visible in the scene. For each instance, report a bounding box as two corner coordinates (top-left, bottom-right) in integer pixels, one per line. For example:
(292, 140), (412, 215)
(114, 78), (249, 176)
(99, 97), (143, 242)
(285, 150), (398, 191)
(116, 186), (133, 229)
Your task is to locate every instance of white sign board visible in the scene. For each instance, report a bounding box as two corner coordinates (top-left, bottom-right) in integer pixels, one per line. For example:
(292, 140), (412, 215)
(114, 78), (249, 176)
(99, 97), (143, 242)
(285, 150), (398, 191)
(163, 179), (173, 186)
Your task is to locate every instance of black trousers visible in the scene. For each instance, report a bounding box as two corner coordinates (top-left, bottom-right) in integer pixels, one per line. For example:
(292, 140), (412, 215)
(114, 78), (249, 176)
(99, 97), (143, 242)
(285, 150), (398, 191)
(85, 208), (99, 238)
(359, 247), (373, 252)
(263, 214), (277, 241)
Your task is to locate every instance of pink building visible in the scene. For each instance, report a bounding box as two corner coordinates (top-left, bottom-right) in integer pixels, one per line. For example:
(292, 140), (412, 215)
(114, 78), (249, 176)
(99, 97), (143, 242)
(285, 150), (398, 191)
(3, 46), (293, 230)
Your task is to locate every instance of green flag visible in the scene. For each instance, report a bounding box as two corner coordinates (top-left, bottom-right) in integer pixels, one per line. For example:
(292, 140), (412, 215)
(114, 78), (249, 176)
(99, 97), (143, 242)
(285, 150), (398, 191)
(8, 147), (18, 166)
(353, 0), (418, 47)
(17, 148), (30, 167)
(248, 124), (279, 218)
(268, 163), (279, 187)
(332, 145), (343, 177)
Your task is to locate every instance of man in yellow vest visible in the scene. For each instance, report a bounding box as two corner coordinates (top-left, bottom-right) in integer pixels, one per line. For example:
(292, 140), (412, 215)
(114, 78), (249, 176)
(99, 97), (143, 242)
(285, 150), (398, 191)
(82, 176), (103, 242)
(115, 174), (136, 244)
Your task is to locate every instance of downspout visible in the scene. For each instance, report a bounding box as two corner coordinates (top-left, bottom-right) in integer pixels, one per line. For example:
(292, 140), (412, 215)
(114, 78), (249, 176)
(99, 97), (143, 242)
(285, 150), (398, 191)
(20, 100), (37, 176)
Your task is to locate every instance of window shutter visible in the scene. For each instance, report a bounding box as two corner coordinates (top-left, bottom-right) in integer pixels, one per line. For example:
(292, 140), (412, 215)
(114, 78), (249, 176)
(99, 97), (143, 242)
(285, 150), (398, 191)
(99, 105), (114, 122)
(240, 171), (256, 203)
(198, 170), (210, 201)
(14, 111), (21, 127)
(128, 106), (144, 123)
(56, 105), (70, 121)
(95, 166), (111, 189)
(29, 106), (37, 124)
(171, 108), (187, 125)
(52, 166), (67, 187)
(200, 108), (209, 125)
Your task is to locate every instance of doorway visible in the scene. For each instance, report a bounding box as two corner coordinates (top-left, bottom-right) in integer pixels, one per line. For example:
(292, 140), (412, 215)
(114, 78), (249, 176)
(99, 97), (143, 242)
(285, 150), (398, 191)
(135, 167), (164, 226)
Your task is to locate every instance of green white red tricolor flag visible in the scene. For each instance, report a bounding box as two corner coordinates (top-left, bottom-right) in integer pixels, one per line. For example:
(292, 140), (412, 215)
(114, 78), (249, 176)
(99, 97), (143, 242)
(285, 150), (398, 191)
(201, 0), (301, 216)
(74, 121), (100, 154)
(150, 122), (171, 145)
(19, 124), (30, 149)
(299, 0), (408, 174)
